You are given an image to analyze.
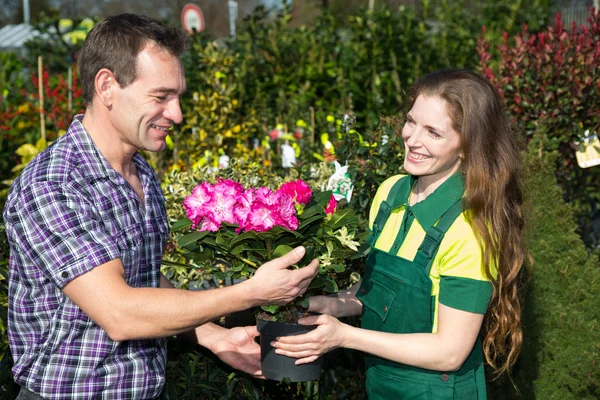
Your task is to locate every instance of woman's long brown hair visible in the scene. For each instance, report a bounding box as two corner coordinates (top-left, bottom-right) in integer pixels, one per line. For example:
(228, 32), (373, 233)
(408, 69), (528, 378)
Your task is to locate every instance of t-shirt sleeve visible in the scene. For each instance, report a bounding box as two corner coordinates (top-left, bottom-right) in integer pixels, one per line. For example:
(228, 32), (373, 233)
(8, 181), (121, 288)
(437, 228), (494, 314)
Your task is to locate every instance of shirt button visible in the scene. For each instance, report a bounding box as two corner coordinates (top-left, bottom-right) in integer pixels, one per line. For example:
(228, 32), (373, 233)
(61, 271), (69, 278)
(361, 288), (365, 294)
(383, 306), (388, 312)
(441, 373), (449, 382)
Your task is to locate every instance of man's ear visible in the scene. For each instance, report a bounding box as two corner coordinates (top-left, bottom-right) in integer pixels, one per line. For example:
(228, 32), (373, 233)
(94, 69), (116, 107)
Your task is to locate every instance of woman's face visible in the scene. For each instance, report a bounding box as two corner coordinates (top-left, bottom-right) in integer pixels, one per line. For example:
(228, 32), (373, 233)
(401, 94), (463, 185)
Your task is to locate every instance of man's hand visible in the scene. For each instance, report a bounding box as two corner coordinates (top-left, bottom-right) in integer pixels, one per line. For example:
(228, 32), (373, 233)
(199, 324), (264, 378)
(250, 246), (319, 306)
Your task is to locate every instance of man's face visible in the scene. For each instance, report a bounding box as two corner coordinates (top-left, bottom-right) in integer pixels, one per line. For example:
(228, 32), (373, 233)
(110, 44), (186, 153)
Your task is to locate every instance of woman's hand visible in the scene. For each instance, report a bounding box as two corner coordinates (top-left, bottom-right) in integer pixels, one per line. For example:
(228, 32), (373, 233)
(271, 314), (349, 364)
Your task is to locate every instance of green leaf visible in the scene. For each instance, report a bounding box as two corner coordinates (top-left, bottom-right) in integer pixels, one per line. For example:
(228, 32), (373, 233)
(213, 271), (226, 280)
(177, 231), (209, 247)
(313, 190), (333, 207)
(171, 218), (193, 232)
(301, 204), (325, 220)
(260, 304), (280, 314)
(230, 243), (254, 255)
(273, 244), (294, 258)
(323, 277), (338, 293)
(298, 213), (326, 230)
(308, 275), (325, 289)
(229, 230), (260, 247)
(193, 248), (213, 263)
(215, 234), (228, 247)
(328, 209), (357, 230)
(330, 263), (345, 273)
(296, 296), (310, 309)
(161, 259), (194, 268)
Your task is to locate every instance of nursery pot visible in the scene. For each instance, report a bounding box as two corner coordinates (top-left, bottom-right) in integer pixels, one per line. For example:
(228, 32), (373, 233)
(256, 317), (324, 382)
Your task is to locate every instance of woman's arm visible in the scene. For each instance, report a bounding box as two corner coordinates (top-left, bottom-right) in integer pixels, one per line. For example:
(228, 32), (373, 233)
(273, 303), (484, 372)
(308, 281), (363, 317)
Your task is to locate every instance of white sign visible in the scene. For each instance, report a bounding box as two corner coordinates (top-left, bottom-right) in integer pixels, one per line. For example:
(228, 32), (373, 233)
(181, 3), (205, 35)
(575, 131), (600, 169)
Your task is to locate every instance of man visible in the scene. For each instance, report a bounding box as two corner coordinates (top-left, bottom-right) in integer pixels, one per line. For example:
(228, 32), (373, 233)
(3, 14), (318, 399)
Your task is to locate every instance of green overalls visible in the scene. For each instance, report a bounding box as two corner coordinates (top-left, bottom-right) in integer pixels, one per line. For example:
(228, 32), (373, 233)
(356, 176), (487, 400)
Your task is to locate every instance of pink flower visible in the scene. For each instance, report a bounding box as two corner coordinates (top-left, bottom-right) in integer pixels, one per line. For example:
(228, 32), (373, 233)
(325, 195), (337, 215)
(184, 183), (213, 228)
(278, 180), (312, 205)
(202, 188), (238, 226)
(276, 192), (299, 230)
(198, 217), (220, 232)
(245, 202), (279, 232)
(233, 189), (255, 232)
(269, 128), (283, 141)
(255, 187), (277, 206)
(214, 179), (244, 197)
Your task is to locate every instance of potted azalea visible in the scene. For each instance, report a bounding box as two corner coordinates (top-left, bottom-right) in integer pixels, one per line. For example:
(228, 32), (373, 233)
(171, 178), (366, 381)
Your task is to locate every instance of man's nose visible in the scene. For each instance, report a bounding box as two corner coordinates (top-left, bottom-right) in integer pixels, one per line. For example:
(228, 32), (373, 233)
(165, 99), (183, 124)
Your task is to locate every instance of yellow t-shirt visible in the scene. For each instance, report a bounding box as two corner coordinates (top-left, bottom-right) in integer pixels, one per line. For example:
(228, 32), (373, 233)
(369, 174), (495, 333)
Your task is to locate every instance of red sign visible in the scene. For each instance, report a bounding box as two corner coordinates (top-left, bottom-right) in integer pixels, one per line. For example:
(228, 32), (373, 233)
(181, 3), (205, 35)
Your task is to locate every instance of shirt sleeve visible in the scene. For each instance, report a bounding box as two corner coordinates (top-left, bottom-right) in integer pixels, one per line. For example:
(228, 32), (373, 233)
(7, 180), (121, 288)
(437, 224), (494, 314)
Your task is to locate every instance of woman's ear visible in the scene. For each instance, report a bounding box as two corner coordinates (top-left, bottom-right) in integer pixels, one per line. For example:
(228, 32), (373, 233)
(94, 68), (116, 108)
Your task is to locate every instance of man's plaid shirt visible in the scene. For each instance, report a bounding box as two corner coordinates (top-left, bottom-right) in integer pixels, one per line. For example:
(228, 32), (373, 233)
(3, 115), (169, 399)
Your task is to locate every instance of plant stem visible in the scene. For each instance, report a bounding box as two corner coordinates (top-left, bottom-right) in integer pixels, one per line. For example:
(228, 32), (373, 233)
(266, 240), (272, 259)
(237, 256), (258, 268)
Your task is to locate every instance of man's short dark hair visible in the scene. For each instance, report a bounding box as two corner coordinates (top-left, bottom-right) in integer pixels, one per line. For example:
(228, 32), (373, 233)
(78, 14), (188, 104)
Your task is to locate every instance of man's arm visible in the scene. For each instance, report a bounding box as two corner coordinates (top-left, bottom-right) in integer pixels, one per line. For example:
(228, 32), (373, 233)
(62, 246), (318, 342)
(158, 274), (263, 376)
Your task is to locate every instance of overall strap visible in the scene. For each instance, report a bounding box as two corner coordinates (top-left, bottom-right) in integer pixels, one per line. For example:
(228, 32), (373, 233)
(367, 177), (408, 246)
(413, 199), (464, 273)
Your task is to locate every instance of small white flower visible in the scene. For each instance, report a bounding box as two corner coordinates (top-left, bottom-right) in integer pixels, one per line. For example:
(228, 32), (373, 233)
(335, 226), (360, 251)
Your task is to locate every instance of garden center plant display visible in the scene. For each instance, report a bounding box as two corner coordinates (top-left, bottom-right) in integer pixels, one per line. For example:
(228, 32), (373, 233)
(173, 178), (366, 381)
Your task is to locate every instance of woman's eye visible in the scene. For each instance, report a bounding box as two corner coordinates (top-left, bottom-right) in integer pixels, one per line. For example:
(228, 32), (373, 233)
(429, 130), (442, 138)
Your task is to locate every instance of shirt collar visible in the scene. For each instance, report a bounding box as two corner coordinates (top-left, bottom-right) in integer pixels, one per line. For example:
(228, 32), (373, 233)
(68, 114), (150, 185)
(389, 173), (464, 231)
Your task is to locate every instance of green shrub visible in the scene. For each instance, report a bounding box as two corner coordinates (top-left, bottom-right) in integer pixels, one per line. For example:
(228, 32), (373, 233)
(489, 128), (600, 399)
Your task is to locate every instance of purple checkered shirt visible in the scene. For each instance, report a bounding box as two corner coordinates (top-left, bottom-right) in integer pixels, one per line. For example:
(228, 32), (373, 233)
(3, 115), (169, 399)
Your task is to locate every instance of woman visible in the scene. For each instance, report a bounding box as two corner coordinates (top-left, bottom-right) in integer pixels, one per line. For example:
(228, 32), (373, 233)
(273, 69), (527, 399)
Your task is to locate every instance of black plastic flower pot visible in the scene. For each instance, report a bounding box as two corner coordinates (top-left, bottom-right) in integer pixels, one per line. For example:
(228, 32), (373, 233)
(256, 317), (324, 382)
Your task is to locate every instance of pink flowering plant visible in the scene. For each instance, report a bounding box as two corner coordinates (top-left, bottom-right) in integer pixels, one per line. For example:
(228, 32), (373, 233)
(172, 178), (365, 322)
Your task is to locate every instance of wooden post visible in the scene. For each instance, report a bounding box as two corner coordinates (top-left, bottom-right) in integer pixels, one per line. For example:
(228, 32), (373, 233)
(310, 106), (315, 145)
(38, 56), (46, 141)
(368, 0), (375, 12)
(68, 66), (73, 112)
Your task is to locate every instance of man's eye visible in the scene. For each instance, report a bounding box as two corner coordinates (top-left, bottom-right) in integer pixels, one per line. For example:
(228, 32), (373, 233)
(155, 96), (167, 102)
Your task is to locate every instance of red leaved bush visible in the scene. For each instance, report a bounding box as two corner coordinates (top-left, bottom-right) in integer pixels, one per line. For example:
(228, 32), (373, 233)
(31, 63), (85, 134)
(478, 8), (599, 140)
(478, 7), (600, 246)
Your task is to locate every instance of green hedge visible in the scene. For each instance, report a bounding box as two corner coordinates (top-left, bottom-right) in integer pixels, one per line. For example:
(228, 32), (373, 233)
(489, 130), (600, 399)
